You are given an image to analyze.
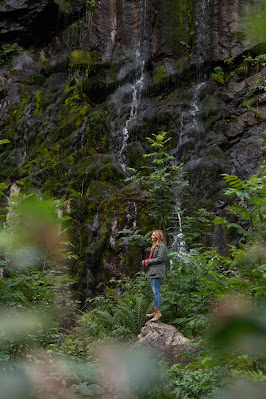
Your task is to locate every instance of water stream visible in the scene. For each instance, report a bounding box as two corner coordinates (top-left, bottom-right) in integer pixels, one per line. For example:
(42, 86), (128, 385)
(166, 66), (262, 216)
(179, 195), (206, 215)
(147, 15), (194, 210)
(190, 81), (206, 129)
(113, 0), (148, 172)
(173, 82), (206, 254)
(171, 205), (187, 256)
(193, 0), (211, 80)
(74, 116), (88, 148)
(173, 0), (211, 254)
(120, 50), (146, 171)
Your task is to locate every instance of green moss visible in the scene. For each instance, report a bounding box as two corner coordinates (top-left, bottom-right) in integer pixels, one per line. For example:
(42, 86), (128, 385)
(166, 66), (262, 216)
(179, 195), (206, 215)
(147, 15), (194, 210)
(4, 93), (31, 138)
(108, 62), (121, 80)
(165, 88), (180, 99)
(0, 43), (22, 66)
(34, 88), (52, 116)
(127, 144), (146, 170)
(68, 50), (101, 68)
(97, 163), (124, 183)
(80, 105), (89, 116)
(210, 66), (225, 84)
(86, 180), (109, 199)
(65, 187), (80, 197)
(176, 56), (190, 74)
(64, 83), (87, 111)
(156, 66), (165, 84)
(31, 73), (46, 86)
(62, 21), (80, 47)
(242, 54), (266, 75)
(17, 145), (61, 178)
(239, 97), (259, 117)
(65, 156), (75, 164)
(166, 0), (194, 56)
(34, 90), (43, 115)
(56, 0), (73, 15)
(123, 243), (142, 275)
(205, 113), (220, 131)
(138, 210), (155, 234)
(82, 112), (109, 153)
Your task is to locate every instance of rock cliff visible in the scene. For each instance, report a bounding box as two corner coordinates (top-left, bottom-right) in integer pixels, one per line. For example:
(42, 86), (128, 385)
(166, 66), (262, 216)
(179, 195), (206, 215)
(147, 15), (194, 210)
(0, 0), (265, 302)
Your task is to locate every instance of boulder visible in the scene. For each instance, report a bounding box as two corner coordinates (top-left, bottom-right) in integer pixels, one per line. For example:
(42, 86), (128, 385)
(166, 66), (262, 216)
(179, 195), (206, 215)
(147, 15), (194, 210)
(133, 321), (192, 366)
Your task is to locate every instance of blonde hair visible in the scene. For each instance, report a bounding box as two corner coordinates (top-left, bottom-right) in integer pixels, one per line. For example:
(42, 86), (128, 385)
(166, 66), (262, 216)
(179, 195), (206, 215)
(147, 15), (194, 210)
(151, 229), (165, 250)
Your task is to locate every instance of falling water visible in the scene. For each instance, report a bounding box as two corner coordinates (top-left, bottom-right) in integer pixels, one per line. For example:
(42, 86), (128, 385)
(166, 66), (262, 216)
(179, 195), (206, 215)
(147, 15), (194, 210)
(74, 116), (88, 148)
(178, 81), (206, 150)
(174, 83), (206, 253)
(193, 0), (211, 80)
(173, 0), (211, 254)
(116, 0), (148, 172)
(171, 206), (187, 255)
(190, 81), (206, 129)
(120, 51), (146, 171)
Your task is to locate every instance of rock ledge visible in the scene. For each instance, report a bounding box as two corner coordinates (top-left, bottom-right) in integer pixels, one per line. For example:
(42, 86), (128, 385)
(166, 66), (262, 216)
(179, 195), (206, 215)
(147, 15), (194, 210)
(133, 321), (192, 366)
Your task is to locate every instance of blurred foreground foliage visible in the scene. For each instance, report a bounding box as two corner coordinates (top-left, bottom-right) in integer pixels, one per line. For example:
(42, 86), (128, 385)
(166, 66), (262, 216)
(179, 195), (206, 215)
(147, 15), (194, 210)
(0, 155), (265, 398)
(50, 163), (265, 398)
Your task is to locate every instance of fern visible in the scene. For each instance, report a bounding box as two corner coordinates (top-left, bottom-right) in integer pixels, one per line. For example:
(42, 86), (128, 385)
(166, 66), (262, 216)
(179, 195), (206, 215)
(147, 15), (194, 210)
(135, 296), (151, 331)
(115, 302), (136, 333)
(91, 296), (152, 338)
(93, 309), (116, 329)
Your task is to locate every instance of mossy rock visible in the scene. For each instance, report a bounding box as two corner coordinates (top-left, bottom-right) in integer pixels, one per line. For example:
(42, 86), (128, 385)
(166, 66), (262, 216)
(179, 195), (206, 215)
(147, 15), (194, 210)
(96, 163), (124, 183)
(156, 66), (165, 84)
(57, 0), (73, 15)
(166, 0), (194, 56)
(86, 180), (112, 200)
(81, 76), (116, 104)
(123, 242), (143, 276)
(68, 50), (101, 68)
(34, 88), (52, 116)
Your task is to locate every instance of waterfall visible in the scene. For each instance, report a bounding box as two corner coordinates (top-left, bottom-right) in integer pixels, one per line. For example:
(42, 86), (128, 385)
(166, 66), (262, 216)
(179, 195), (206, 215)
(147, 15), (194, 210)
(190, 81), (206, 130)
(173, 0), (211, 255)
(74, 116), (88, 148)
(171, 206), (187, 256)
(120, 51), (145, 171)
(193, 0), (211, 80)
(178, 81), (206, 151)
(174, 84), (206, 255)
(112, 0), (148, 172)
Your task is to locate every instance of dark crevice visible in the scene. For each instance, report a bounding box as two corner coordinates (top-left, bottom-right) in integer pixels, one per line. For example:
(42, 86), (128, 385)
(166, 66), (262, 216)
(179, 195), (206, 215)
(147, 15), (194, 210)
(0, 3), (86, 48)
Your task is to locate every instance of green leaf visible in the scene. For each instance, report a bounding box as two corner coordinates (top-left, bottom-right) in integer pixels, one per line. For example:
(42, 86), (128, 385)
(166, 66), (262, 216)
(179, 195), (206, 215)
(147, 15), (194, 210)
(213, 217), (226, 225)
(0, 139), (10, 145)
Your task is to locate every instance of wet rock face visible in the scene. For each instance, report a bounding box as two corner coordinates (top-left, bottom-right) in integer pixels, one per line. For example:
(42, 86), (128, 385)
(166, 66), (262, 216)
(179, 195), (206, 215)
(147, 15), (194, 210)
(87, 0), (260, 63)
(0, 0), (265, 298)
(211, 0), (257, 61)
(86, 0), (195, 62)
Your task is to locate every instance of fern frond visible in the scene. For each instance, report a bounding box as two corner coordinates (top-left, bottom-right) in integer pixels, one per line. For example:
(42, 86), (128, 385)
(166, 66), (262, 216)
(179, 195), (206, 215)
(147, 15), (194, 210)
(135, 296), (150, 330)
(93, 309), (116, 329)
(115, 302), (136, 332)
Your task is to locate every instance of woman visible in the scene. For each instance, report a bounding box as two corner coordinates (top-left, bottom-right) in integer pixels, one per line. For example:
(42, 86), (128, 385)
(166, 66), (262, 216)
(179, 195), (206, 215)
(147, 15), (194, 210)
(142, 230), (166, 322)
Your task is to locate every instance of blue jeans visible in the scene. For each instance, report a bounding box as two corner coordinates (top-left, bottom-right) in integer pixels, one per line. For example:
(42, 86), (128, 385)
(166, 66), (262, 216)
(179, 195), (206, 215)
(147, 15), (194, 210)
(150, 278), (162, 308)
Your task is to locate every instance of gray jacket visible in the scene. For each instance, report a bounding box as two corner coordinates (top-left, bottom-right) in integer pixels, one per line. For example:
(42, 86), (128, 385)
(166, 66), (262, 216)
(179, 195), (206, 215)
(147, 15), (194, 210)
(145, 243), (167, 279)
